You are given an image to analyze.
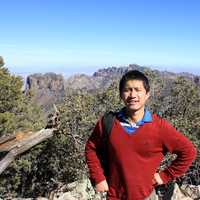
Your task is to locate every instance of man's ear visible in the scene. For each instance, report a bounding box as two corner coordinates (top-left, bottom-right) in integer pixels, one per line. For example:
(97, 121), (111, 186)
(146, 91), (150, 100)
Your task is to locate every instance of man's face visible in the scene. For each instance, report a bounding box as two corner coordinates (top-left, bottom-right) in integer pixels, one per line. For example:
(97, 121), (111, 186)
(120, 80), (150, 112)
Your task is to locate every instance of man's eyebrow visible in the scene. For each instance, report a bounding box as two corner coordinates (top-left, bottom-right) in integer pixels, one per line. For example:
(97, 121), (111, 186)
(124, 86), (142, 90)
(125, 85), (142, 88)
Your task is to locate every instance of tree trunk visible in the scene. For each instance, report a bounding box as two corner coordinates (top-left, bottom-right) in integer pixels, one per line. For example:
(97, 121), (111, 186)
(0, 128), (55, 175)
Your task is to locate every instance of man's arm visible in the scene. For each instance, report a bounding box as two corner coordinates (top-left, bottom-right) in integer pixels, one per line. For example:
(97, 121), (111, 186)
(158, 118), (197, 184)
(85, 118), (108, 188)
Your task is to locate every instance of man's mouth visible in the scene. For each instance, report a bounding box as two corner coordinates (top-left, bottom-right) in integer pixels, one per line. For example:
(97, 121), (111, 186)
(127, 100), (139, 104)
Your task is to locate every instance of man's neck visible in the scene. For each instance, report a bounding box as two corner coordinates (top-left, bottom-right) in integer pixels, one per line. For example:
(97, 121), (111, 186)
(125, 107), (145, 123)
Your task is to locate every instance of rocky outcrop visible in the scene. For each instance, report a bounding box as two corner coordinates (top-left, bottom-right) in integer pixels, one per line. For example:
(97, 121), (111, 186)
(47, 179), (103, 200)
(9, 179), (105, 200)
(26, 73), (64, 92)
(8, 180), (200, 200)
(64, 74), (98, 91)
(25, 73), (65, 111)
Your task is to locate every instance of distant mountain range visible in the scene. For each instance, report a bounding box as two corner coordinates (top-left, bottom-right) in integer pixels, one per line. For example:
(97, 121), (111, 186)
(25, 64), (200, 111)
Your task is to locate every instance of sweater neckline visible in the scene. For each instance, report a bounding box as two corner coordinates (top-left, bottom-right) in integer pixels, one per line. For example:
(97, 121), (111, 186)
(115, 118), (144, 136)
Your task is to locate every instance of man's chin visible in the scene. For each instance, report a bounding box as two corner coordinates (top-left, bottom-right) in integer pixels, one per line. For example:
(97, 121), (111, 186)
(126, 105), (139, 112)
(126, 104), (145, 112)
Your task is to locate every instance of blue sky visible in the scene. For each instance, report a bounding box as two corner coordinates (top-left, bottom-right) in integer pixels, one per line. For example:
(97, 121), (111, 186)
(0, 0), (200, 77)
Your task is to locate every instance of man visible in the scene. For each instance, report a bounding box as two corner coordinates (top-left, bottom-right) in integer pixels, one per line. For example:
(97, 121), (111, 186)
(85, 70), (197, 200)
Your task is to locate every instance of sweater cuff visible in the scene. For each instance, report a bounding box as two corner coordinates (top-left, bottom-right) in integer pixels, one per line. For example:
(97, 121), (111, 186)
(91, 174), (106, 186)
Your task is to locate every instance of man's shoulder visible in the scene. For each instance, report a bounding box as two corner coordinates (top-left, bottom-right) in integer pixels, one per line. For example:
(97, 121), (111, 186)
(152, 113), (165, 124)
(151, 113), (173, 129)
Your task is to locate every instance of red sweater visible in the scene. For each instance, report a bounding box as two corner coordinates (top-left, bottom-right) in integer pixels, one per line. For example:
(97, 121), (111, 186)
(85, 114), (197, 200)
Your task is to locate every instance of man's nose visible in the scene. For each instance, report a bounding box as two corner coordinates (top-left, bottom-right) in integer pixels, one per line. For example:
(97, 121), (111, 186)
(129, 89), (136, 97)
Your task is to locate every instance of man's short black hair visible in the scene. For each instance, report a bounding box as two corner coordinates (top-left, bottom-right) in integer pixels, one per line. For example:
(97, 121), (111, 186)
(119, 70), (150, 96)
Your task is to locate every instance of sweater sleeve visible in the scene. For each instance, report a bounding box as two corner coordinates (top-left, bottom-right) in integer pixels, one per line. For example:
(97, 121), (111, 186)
(85, 118), (106, 185)
(159, 118), (197, 184)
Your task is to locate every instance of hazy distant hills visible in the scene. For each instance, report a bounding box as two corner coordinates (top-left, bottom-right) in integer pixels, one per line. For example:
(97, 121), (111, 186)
(25, 64), (200, 111)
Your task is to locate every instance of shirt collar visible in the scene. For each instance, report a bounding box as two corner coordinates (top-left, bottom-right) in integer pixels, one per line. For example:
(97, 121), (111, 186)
(142, 108), (152, 122)
(118, 107), (152, 124)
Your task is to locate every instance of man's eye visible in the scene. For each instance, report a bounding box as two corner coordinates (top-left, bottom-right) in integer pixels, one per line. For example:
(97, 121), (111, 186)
(124, 88), (129, 92)
(135, 88), (141, 92)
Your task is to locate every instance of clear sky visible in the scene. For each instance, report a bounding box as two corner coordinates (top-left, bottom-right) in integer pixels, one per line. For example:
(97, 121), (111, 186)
(0, 0), (200, 77)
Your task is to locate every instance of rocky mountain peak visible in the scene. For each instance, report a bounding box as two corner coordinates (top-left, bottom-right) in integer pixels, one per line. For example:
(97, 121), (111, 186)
(26, 73), (64, 92)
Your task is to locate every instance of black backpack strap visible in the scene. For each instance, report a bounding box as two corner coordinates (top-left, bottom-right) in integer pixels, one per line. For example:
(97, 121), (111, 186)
(102, 111), (116, 138)
(98, 111), (116, 177)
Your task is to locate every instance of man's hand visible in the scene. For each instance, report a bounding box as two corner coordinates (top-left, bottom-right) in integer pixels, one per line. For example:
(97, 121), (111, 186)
(96, 180), (109, 192)
(152, 173), (164, 185)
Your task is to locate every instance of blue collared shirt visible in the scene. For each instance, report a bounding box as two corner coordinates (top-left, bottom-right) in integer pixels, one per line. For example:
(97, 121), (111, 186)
(117, 108), (152, 134)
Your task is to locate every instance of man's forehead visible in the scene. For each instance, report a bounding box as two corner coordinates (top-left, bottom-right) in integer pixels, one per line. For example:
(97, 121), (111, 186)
(125, 80), (144, 86)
